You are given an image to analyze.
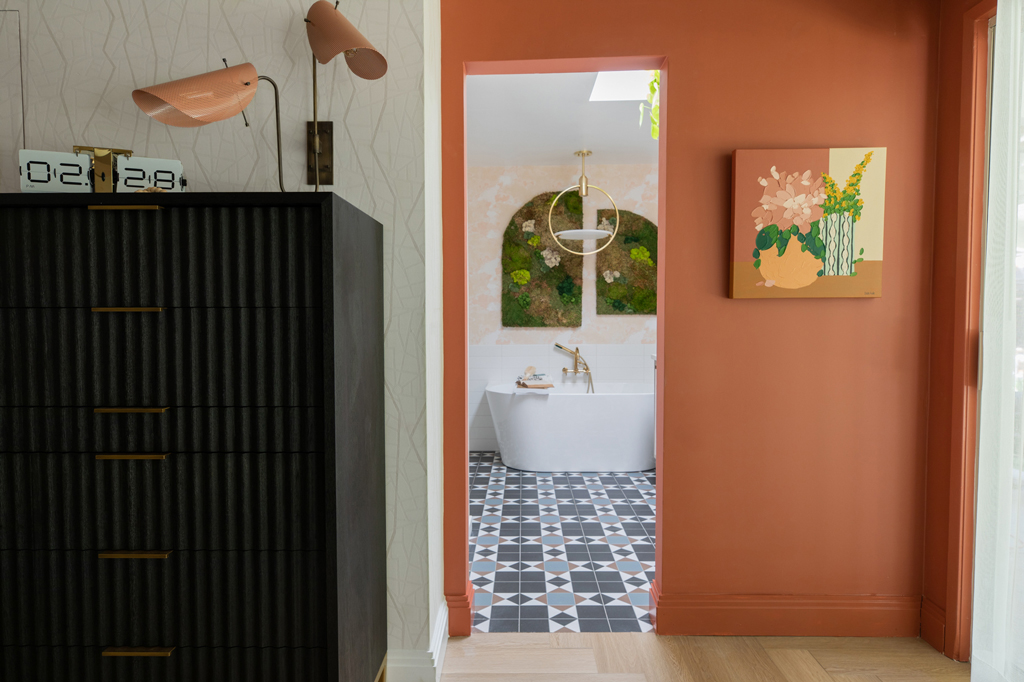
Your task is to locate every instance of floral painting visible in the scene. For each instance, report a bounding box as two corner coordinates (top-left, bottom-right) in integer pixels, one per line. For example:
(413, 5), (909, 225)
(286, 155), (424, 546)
(730, 148), (887, 298)
(501, 191), (584, 327)
(595, 209), (658, 315)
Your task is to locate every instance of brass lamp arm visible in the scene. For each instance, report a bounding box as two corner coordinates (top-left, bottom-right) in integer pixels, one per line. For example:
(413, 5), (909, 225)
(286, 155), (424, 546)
(256, 75), (285, 193)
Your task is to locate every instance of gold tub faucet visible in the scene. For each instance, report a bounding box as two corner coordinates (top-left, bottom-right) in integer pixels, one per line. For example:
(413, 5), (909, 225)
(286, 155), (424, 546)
(554, 343), (594, 394)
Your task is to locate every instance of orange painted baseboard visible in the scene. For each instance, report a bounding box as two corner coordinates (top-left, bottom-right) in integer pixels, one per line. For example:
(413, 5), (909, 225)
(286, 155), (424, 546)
(446, 583), (475, 636)
(650, 580), (920, 636)
(920, 596), (945, 652)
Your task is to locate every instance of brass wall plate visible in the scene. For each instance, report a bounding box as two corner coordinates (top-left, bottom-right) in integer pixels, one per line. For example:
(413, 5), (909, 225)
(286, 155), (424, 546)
(306, 121), (334, 186)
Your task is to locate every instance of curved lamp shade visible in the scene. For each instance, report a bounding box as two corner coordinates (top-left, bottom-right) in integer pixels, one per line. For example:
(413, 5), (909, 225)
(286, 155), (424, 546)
(305, 0), (387, 79)
(132, 63), (258, 128)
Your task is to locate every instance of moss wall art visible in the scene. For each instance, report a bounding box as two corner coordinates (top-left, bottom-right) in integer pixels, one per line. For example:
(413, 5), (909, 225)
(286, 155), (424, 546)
(501, 192), (584, 327)
(595, 209), (658, 315)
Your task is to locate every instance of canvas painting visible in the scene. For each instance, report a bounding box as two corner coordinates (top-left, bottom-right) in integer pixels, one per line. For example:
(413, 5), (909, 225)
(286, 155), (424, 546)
(730, 148), (887, 298)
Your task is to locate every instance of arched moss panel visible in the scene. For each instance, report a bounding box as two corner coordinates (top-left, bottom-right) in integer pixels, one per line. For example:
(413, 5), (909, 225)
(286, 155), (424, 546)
(501, 192), (583, 327)
(595, 209), (658, 315)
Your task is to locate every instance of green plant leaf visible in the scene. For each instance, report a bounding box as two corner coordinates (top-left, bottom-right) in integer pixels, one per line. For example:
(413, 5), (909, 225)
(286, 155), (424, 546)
(859, 248), (865, 255)
(753, 258), (761, 269)
(752, 248), (760, 259)
(755, 224), (779, 251)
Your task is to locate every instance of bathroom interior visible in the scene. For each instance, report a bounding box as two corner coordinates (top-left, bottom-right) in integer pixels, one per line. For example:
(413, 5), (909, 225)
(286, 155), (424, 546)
(466, 70), (659, 633)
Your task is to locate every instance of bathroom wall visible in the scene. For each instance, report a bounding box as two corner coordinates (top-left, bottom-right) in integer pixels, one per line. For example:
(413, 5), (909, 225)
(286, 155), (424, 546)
(467, 163), (658, 449)
(0, 0), (446, 674)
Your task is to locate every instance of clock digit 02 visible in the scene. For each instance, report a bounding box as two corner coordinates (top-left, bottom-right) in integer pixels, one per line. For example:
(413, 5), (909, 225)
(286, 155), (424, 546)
(18, 150), (92, 193)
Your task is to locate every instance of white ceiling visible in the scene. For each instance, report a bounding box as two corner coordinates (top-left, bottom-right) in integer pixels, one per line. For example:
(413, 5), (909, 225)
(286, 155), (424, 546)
(465, 72), (659, 168)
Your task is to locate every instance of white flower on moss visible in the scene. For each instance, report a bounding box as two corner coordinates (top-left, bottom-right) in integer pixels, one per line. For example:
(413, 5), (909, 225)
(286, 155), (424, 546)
(602, 270), (620, 284)
(541, 248), (561, 268)
(522, 220), (536, 233)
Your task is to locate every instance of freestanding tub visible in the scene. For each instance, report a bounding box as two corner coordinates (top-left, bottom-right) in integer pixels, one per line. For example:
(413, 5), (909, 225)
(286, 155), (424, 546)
(485, 383), (654, 472)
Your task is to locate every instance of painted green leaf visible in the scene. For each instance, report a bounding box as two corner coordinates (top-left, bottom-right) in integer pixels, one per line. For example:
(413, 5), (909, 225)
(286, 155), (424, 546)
(753, 258), (761, 269)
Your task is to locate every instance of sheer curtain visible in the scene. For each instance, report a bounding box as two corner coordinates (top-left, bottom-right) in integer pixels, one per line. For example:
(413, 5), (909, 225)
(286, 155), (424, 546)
(974, 1), (1024, 680)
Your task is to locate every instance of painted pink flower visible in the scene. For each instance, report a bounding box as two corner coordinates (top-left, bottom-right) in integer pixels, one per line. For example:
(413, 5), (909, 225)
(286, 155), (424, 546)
(753, 168), (825, 230)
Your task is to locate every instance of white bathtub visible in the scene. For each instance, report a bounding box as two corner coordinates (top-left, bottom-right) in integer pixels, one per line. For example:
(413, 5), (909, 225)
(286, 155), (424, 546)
(485, 383), (655, 472)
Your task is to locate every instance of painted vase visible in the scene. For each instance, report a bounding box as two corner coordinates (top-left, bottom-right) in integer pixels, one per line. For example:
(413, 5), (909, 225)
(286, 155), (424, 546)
(821, 213), (856, 276)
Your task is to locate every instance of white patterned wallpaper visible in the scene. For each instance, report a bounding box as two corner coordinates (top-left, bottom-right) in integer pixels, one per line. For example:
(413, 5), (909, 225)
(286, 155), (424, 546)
(0, 0), (439, 657)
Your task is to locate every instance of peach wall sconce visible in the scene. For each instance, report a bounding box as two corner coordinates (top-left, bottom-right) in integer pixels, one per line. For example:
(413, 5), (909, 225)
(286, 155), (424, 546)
(304, 0), (388, 190)
(132, 61), (285, 192)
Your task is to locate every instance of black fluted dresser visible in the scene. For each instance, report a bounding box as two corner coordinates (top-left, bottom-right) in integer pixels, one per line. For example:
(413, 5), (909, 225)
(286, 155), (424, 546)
(0, 193), (386, 682)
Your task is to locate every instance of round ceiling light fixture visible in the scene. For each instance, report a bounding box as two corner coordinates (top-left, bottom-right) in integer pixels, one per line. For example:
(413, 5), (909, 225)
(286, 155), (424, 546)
(547, 150), (619, 256)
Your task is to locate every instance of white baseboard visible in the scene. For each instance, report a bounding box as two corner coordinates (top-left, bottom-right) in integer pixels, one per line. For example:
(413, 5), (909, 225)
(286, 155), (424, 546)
(386, 604), (449, 682)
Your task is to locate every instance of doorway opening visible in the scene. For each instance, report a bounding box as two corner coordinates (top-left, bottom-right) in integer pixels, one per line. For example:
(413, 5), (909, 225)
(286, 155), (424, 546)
(464, 68), (660, 633)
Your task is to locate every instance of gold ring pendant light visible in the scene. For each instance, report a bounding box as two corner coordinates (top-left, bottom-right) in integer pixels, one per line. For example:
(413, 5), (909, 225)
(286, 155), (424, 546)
(547, 150), (620, 256)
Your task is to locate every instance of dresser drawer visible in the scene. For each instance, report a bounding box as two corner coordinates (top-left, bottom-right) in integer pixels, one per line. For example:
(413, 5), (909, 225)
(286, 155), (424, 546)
(0, 550), (326, 647)
(0, 452), (325, 551)
(1, 646), (328, 682)
(0, 205), (322, 307)
(0, 407), (323, 453)
(0, 308), (324, 406)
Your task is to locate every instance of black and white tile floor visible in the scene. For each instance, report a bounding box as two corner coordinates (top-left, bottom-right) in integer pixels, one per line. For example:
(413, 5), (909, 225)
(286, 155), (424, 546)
(469, 452), (656, 633)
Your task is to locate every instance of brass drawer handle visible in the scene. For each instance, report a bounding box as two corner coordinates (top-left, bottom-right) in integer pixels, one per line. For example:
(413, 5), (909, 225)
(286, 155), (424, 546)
(99, 550), (172, 559)
(96, 453), (168, 460)
(94, 407), (169, 414)
(102, 647), (175, 657)
(91, 307), (165, 312)
(87, 205), (162, 211)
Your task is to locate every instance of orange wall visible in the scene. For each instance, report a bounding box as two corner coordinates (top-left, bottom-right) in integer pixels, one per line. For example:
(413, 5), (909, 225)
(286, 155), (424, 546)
(443, 0), (940, 635)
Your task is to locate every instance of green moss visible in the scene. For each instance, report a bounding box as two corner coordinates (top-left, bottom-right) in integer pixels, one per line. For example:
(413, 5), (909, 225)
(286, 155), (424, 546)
(557, 275), (581, 306)
(502, 292), (543, 326)
(502, 191), (583, 327)
(631, 289), (656, 314)
(560, 192), (583, 215)
(510, 269), (531, 286)
(502, 236), (532, 273)
(596, 208), (658, 316)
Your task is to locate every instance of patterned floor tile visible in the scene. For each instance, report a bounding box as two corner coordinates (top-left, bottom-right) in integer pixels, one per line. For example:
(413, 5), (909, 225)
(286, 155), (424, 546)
(468, 452), (656, 633)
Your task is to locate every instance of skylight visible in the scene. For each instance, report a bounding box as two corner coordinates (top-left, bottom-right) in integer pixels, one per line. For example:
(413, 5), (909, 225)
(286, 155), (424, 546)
(589, 70), (654, 101)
